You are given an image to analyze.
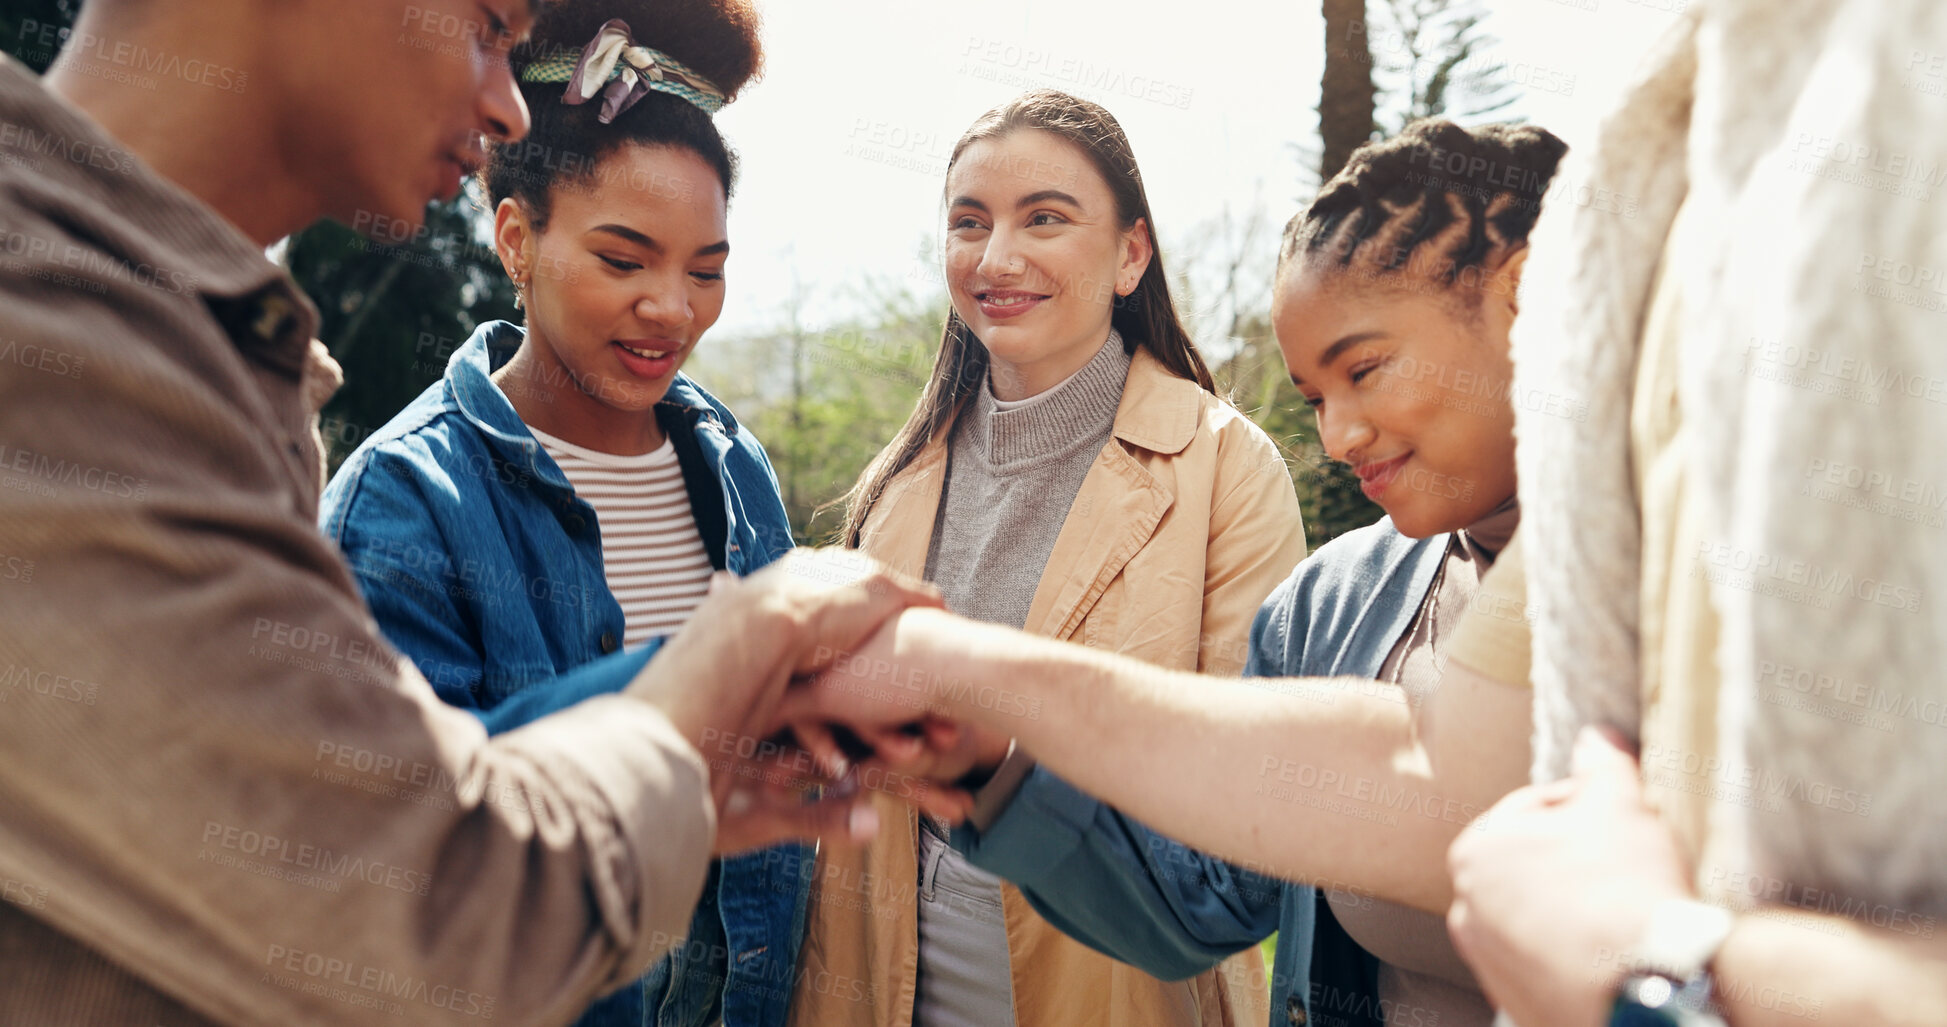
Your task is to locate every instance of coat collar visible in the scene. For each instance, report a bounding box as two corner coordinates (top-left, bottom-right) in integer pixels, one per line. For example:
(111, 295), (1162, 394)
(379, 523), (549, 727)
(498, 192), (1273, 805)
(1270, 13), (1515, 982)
(862, 343), (1207, 637)
(444, 320), (740, 494)
(904, 344), (1204, 468)
(1109, 347), (1204, 456)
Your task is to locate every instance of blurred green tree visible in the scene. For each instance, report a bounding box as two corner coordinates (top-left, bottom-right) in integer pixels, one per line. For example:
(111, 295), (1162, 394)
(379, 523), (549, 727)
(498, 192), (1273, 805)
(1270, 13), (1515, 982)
(685, 268), (939, 545)
(285, 184), (520, 473)
(0, 1), (78, 74)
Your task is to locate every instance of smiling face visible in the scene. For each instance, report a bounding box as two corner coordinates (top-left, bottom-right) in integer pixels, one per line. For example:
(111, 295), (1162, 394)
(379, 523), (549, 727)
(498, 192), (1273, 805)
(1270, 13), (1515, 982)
(286, 0), (532, 235)
(1273, 255), (1525, 538)
(942, 128), (1152, 400)
(494, 143), (729, 452)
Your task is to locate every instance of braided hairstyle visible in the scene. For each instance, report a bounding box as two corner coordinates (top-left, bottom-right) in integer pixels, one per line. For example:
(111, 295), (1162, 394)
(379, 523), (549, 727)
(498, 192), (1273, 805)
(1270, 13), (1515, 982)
(484, 0), (763, 228)
(1282, 120), (1567, 297)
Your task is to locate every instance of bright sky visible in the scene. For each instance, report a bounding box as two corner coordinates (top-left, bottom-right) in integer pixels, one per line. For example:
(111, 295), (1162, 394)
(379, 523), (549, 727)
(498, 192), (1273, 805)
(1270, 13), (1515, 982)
(707, 0), (1685, 339)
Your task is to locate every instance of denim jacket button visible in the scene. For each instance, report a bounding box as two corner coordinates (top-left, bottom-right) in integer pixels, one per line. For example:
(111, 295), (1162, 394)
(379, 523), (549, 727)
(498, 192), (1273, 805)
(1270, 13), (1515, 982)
(600, 631), (618, 654)
(1285, 995), (1307, 1025)
(564, 514), (586, 534)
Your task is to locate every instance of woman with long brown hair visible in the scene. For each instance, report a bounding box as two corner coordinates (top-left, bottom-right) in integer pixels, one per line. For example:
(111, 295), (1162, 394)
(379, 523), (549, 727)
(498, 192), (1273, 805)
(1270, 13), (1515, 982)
(790, 89), (1306, 1027)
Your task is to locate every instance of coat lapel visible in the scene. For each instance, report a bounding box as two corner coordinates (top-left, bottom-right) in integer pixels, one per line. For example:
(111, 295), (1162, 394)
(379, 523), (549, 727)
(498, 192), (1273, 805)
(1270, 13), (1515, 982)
(863, 351), (1204, 643)
(1022, 350), (1201, 641)
(1021, 442), (1172, 641)
(857, 442), (948, 581)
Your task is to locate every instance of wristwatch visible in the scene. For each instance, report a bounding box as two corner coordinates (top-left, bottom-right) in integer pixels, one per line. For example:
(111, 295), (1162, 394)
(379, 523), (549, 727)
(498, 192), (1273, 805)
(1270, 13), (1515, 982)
(1608, 899), (1735, 1027)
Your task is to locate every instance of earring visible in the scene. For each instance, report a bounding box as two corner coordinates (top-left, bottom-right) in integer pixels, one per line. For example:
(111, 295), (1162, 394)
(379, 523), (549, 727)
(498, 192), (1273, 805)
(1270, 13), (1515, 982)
(510, 267), (529, 310)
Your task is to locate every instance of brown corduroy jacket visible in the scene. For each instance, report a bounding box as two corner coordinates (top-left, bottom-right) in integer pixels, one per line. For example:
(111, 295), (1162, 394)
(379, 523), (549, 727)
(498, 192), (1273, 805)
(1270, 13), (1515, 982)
(0, 55), (716, 1026)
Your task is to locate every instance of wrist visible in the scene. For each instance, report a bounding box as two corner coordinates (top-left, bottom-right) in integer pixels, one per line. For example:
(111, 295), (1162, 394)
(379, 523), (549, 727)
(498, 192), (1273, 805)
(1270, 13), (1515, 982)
(953, 733), (1017, 791)
(623, 650), (746, 756)
(1633, 897), (1735, 980)
(893, 607), (998, 720)
(1609, 898), (1735, 1027)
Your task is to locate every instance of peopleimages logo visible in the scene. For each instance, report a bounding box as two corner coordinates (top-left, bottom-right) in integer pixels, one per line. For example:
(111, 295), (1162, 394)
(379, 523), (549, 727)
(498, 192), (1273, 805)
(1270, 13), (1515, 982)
(960, 37), (1195, 110)
(16, 21), (250, 93)
(1693, 540), (1923, 614)
(263, 943), (497, 1020)
(201, 821), (433, 897)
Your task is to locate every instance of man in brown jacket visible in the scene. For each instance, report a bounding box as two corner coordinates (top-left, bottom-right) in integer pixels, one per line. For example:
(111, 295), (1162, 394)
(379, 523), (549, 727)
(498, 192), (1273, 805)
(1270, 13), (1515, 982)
(0, 1), (935, 1023)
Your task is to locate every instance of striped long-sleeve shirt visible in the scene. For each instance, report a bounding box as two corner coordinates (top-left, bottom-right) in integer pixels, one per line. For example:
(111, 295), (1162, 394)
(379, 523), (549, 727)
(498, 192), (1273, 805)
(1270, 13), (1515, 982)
(530, 427), (715, 646)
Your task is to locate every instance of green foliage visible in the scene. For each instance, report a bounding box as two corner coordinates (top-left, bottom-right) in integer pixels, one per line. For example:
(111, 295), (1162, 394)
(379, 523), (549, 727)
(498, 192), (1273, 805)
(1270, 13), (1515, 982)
(1212, 317), (1384, 550)
(685, 279), (939, 546)
(287, 185), (520, 473)
(1370, 0), (1518, 132)
(0, 1), (77, 73)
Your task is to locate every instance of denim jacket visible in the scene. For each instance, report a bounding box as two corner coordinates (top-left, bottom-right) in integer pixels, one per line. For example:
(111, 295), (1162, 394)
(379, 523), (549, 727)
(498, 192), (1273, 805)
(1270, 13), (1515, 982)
(952, 519), (1448, 1027)
(320, 320), (810, 1027)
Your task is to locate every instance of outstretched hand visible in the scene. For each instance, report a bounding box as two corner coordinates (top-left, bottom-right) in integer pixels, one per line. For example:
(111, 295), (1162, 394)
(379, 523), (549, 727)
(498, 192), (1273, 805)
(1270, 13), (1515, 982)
(774, 606), (1020, 824)
(629, 549), (943, 752)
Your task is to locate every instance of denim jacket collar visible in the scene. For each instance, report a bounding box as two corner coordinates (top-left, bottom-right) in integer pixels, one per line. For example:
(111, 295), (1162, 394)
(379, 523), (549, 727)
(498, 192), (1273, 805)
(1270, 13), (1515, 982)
(445, 320), (737, 497)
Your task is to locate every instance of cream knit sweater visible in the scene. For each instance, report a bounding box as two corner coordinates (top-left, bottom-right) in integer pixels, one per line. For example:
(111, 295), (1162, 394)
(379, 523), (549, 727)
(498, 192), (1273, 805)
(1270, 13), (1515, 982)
(1516, 0), (1947, 917)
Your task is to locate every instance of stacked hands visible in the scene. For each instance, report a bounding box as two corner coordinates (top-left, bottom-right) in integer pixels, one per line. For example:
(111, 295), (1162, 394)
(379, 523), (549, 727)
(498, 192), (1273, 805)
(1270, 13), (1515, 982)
(638, 548), (1719, 1024)
(628, 548), (1007, 856)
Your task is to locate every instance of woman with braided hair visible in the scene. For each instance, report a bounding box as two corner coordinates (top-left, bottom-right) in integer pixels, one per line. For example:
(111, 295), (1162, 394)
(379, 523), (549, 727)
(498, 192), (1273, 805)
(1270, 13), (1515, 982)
(781, 118), (1570, 1027)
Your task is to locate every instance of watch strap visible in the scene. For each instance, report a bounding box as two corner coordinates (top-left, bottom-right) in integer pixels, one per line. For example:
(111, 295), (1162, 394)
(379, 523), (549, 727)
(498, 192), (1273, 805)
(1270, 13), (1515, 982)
(1635, 898), (1735, 979)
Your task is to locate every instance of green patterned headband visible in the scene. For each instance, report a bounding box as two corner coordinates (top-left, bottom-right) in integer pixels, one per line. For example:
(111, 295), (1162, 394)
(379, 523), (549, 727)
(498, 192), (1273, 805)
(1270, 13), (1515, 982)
(521, 18), (726, 122)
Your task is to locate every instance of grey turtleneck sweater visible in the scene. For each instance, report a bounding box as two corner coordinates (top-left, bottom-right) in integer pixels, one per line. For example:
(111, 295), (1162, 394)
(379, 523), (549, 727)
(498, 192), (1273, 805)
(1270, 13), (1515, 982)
(911, 331), (1133, 1027)
(923, 331), (1134, 626)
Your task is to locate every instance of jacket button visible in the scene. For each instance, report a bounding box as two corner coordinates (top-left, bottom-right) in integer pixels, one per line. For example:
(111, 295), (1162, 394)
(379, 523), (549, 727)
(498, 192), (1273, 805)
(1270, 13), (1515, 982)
(600, 632), (618, 654)
(1285, 995), (1307, 1025)
(564, 514), (586, 534)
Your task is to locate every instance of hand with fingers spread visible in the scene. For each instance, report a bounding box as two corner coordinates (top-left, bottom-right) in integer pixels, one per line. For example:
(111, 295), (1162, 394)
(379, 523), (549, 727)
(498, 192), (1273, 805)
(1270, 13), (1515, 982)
(623, 548), (947, 852)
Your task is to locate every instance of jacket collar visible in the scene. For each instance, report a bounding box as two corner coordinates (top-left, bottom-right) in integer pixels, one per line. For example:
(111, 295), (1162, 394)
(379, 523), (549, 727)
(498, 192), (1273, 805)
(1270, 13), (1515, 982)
(863, 342), (1208, 625)
(910, 343), (1205, 464)
(0, 58), (320, 375)
(444, 320), (739, 491)
(1110, 347), (1203, 455)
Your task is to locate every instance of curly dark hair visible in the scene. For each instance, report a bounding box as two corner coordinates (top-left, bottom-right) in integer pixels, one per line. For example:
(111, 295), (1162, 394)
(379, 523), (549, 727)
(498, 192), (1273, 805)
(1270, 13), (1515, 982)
(1281, 119), (1568, 288)
(484, 0), (763, 227)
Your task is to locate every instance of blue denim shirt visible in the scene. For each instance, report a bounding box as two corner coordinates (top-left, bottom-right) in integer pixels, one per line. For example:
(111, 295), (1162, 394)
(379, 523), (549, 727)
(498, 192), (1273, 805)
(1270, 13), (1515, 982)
(952, 519), (1448, 1027)
(320, 320), (810, 1027)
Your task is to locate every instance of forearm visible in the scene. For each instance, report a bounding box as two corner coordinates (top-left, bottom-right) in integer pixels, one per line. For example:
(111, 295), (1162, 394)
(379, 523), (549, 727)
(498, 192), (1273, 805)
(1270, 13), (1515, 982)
(0, 547), (712, 1025)
(1711, 914), (1947, 1026)
(478, 642), (660, 735)
(894, 609), (1478, 912)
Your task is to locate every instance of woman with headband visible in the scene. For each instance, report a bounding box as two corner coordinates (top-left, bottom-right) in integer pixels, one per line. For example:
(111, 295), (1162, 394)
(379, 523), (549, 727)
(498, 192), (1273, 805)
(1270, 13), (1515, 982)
(321, 3), (824, 1026)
